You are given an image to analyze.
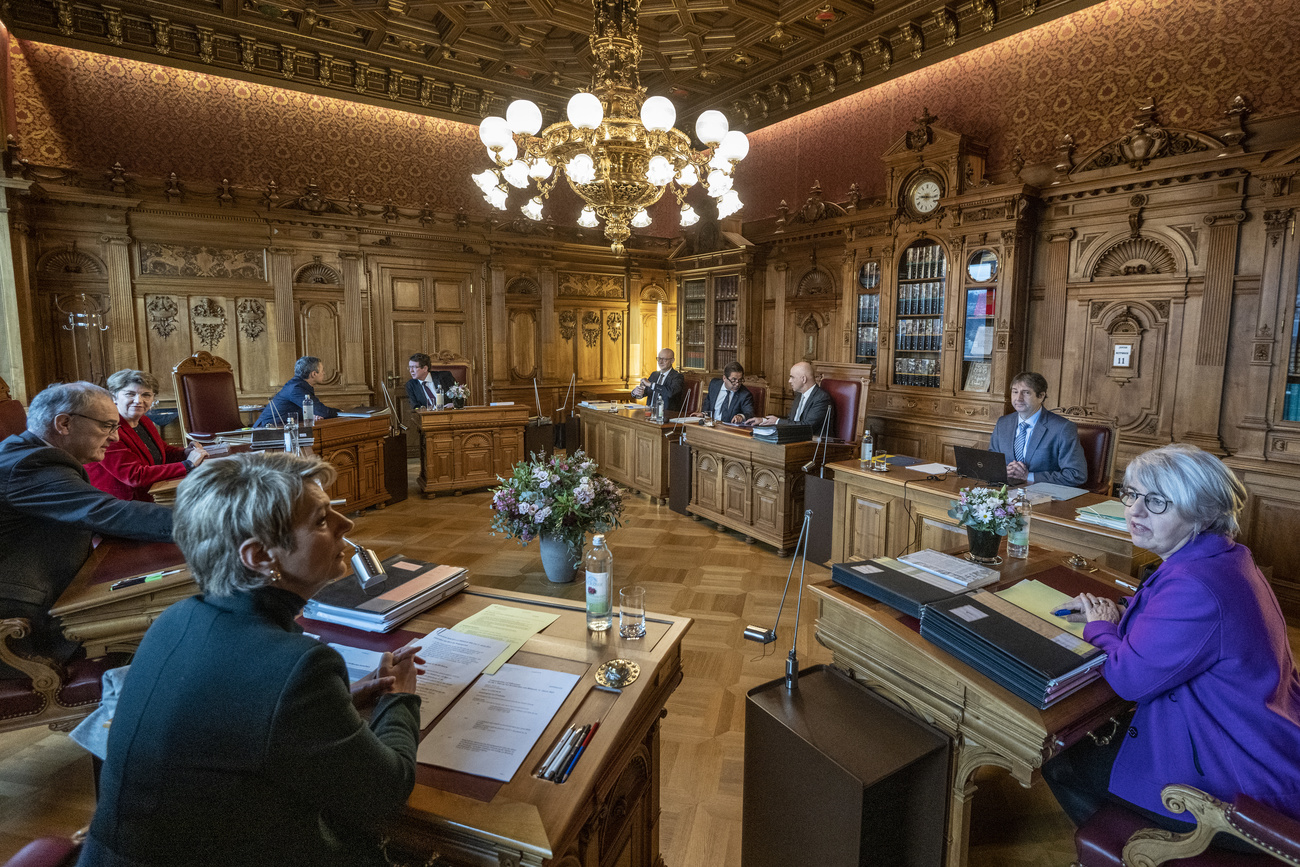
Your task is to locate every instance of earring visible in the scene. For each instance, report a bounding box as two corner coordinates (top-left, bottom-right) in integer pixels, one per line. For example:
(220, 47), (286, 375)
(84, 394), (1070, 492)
(269, 569), (281, 583)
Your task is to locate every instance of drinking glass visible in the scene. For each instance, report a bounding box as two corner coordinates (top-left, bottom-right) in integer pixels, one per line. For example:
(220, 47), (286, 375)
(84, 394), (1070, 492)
(619, 585), (646, 639)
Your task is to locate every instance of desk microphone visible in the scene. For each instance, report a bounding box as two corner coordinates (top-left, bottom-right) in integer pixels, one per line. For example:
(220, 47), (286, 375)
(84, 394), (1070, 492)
(345, 537), (386, 590)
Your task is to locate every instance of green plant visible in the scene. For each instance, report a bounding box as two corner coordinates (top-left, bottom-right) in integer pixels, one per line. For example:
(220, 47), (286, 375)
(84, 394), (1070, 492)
(489, 450), (624, 559)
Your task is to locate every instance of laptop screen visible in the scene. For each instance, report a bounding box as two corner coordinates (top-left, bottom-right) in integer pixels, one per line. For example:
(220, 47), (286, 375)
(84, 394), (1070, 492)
(953, 445), (1011, 486)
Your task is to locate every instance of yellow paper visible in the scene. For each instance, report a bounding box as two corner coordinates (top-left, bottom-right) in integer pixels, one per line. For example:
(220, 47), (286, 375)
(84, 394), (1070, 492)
(995, 579), (1087, 639)
(451, 604), (561, 674)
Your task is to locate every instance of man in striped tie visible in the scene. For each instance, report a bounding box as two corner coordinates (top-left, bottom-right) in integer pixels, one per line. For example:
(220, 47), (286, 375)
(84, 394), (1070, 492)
(988, 371), (1087, 486)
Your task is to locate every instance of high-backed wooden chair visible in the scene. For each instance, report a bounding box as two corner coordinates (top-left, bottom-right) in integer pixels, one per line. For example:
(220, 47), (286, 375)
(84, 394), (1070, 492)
(0, 619), (120, 735)
(680, 372), (704, 416)
(1054, 406), (1119, 495)
(0, 375), (27, 440)
(426, 350), (473, 388)
(172, 352), (242, 439)
(743, 378), (767, 419)
(1073, 783), (1300, 867)
(819, 377), (868, 443)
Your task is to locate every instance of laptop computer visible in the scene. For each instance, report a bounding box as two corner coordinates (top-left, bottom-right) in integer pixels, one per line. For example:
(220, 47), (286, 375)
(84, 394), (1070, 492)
(953, 445), (1025, 487)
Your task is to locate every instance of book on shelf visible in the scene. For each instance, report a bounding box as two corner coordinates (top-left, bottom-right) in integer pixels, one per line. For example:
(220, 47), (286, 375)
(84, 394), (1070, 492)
(963, 361), (992, 392)
(304, 554), (468, 633)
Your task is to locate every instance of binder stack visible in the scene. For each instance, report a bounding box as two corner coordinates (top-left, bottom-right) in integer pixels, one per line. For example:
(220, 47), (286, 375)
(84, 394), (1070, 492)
(751, 423), (812, 444)
(304, 555), (468, 633)
(831, 558), (969, 619)
(919, 590), (1107, 709)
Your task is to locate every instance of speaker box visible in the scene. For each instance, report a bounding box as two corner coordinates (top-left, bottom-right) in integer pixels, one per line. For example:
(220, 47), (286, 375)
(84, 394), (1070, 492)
(383, 432), (408, 504)
(668, 440), (692, 515)
(804, 471), (836, 563)
(743, 666), (949, 867)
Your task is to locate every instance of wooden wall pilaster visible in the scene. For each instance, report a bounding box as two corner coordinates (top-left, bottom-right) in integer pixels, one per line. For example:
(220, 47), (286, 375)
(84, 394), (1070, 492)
(1038, 229), (1073, 400)
(340, 251), (366, 388)
(102, 232), (137, 373)
(269, 247), (296, 381)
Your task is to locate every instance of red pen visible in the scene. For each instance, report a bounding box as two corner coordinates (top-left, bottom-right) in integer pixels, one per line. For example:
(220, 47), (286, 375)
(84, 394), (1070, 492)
(559, 721), (600, 783)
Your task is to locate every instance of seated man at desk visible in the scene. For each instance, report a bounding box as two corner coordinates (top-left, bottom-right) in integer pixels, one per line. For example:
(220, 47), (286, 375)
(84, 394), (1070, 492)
(749, 361), (835, 434)
(406, 352), (457, 410)
(693, 361), (755, 424)
(0, 382), (174, 677)
(255, 356), (341, 427)
(630, 348), (685, 414)
(989, 371), (1086, 486)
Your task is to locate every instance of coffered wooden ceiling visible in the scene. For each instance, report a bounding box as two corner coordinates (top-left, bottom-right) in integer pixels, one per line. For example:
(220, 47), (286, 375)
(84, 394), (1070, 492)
(3, 0), (1103, 133)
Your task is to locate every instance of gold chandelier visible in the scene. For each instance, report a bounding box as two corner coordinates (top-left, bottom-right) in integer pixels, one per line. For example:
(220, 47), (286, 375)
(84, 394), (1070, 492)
(473, 0), (748, 255)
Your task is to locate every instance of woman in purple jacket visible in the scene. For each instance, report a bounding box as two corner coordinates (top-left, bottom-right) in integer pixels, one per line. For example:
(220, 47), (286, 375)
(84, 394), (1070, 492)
(1044, 444), (1300, 833)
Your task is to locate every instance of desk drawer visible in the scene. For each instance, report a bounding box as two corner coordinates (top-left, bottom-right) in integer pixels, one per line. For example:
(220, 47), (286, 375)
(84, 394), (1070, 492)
(948, 401), (991, 421)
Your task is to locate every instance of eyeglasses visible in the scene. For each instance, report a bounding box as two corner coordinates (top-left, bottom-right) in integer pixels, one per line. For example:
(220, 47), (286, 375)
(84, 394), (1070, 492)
(68, 413), (121, 433)
(1118, 487), (1170, 514)
(656, 356), (673, 362)
(724, 376), (744, 386)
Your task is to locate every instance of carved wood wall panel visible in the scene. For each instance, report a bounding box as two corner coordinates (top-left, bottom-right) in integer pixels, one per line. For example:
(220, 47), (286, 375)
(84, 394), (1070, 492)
(508, 310), (538, 381)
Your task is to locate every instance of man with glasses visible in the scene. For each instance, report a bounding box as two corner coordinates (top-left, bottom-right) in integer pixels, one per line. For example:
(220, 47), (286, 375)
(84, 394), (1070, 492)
(0, 382), (173, 678)
(988, 371), (1086, 486)
(630, 348), (685, 415)
(694, 361), (755, 424)
(254, 356), (341, 427)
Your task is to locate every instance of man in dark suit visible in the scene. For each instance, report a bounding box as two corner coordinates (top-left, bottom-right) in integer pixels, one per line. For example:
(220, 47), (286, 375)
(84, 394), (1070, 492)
(750, 361), (835, 435)
(631, 348), (686, 414)
(405, 352), (457, 410)
(254, 356), (341, 426)
(989, 371), (1087, 486)
(694, 361), (755, 424)
(0, 382), (173, 677)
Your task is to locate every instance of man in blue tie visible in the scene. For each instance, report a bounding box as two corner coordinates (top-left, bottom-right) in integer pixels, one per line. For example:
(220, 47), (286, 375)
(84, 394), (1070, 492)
(694, 361), (756, 424)
(988, 371), (1087, 486)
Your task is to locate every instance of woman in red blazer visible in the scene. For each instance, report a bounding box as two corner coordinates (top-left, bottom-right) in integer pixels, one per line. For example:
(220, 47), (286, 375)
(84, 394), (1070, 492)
(88, 370), (207, 502)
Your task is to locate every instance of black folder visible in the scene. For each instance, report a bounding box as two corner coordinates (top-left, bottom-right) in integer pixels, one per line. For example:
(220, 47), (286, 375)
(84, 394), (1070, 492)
(831, 559), (968, 619)
(919, 591), (1106, 709)
(751, 423), (812, 443)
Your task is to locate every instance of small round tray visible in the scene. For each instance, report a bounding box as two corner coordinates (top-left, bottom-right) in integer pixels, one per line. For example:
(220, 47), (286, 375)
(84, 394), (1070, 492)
(595, 658), (640, 689)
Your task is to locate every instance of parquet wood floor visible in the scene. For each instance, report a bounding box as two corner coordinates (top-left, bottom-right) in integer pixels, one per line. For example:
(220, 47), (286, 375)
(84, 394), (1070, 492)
(3, 472), (1298, 864)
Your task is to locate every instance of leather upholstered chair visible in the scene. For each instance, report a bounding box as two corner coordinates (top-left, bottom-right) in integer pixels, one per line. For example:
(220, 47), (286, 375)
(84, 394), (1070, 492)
(1054, 406), (1118, 495)
(0, 619), (122, 735)
(680, 372), (704, 416)
(0, 375), (27, 440)
(1073, 784), (1300, 867)
(172, 352), (242, 439)
(426, 350), (473, 389)
(744, 379), (767, 419)
(819, 377), (865, 443)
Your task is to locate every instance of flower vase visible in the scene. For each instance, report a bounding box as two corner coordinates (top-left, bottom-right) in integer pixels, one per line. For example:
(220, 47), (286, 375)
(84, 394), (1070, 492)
(539, 532), (583, 583)
(453, 397), (466, 409)
(966, 527), (1002, 564)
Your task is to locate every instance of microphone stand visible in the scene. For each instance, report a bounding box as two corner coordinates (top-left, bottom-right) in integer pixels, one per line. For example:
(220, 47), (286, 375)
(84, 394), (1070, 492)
(742, 509), (814, 689)
(801, 407), (833, 474)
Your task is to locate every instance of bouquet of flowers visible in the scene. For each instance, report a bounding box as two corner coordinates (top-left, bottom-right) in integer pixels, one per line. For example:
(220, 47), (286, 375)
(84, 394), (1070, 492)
(447, 382), (470, 404)
(490, 450), (624, 560)
(947, 485), (1026, 536)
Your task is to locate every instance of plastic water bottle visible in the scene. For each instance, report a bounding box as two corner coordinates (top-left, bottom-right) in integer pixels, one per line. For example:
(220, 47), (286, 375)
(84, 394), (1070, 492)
(434, 384), (445, 410)
(585, 535), (613, 632)
(655, 394), (666, 423)
(1008, 492), (1031, 559)
(859, 427), (874, 468)
(302, 395), (314, 426)
(283, 415), (300, 455)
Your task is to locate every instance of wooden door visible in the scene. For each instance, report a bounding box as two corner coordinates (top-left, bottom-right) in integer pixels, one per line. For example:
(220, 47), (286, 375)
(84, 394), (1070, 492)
(374, 263), (477, 452)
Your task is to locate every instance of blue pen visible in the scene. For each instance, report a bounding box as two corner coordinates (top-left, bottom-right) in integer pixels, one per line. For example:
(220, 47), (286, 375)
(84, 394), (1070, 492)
(1052, 607), (1076, 617)
(559, 721), (600, 783)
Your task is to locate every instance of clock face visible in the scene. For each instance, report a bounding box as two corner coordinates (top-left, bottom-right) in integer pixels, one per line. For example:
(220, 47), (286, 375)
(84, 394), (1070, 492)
(911, 179), (942, 214)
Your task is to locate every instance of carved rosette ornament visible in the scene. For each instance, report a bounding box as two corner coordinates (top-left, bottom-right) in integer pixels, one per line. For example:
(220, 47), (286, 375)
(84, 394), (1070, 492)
(606, 312), (623, 342)
(237, 298), (266, 340)
(190, 297), (228, 349)
(559, 310), (577, 341)
(581, 311), (602, 347)
(146, 295), (179, 339)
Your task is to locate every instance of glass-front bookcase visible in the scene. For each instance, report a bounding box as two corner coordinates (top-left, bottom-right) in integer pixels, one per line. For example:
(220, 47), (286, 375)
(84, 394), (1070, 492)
(682, 278), (707, 370)
(893, 239), (946, 388)
(961, 249), (998, 393)
(1286, 266), (1300, 421)
(713, 274), (739, 371)
(854, 261), (881, 364)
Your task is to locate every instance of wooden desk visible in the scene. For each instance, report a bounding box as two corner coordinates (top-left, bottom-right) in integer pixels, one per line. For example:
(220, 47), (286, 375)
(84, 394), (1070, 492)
(684, 423), (854, 555)
(415, 404), (530, 497)
(810, 545), (1132, 867)
(386, 587), (691, 867)
(578, 406), (672, 502)
(149, 415), (390, 512)
(50, 538), (195, 657)
(827, 460), (1158, 577)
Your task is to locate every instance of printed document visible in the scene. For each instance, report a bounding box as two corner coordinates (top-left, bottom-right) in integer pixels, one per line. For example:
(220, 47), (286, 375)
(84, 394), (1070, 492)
(416, 663), (580, 782)
(451, 604), (560, 674)
(408, 628), (511, 728)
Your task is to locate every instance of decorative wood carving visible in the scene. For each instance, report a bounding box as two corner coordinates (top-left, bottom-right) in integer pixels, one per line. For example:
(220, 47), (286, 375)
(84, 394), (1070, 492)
(139, 244), (266, 279)
(1091, 236), (1177, 278)
(639, 284), (667, 303)
(1072, 100), (1225, 174)
(146, 295), (180, 339)
(506, 276), (540, 295)
(558, 272), (623, 299)
(190, 297), (228, 348)
(294, 260), (342, 284)
(581, 311), (602, 347)
(38, 247), (105, 275)
(606, 312), (623, 342)
(237, 298), (267, 340)
(559, 310), (576, 341)
(794, 265), (835, 297)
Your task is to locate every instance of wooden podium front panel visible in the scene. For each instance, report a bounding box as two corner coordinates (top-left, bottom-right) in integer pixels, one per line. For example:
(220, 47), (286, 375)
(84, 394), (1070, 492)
(684, 425), (853, 555)
(576, 407), (671, 500)
(311, 416), (391, 512)
(415, 405), (529, 496)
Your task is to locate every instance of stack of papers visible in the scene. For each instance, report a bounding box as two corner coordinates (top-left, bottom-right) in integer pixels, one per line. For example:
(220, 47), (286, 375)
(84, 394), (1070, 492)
(1025, 482), (1088, 501)
(578, 400), (624, 412)
(831, 558), (969, 618)
(1075, 500), (1128, 531)
(304, 555), (468, 632)
(898, 549), (1000, 589)
(920, 590), (1107, 708)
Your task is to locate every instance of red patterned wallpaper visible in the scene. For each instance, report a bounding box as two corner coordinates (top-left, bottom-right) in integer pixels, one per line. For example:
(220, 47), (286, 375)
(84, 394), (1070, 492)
(745, 0), (1300, 219)
(8, 0), (1300, 226)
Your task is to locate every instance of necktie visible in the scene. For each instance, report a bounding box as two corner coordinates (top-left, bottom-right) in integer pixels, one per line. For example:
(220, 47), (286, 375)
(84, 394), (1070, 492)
(423, 381), (435, 405)
(1014, 421), (1029, 463)
(795, 391), (807, 422)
